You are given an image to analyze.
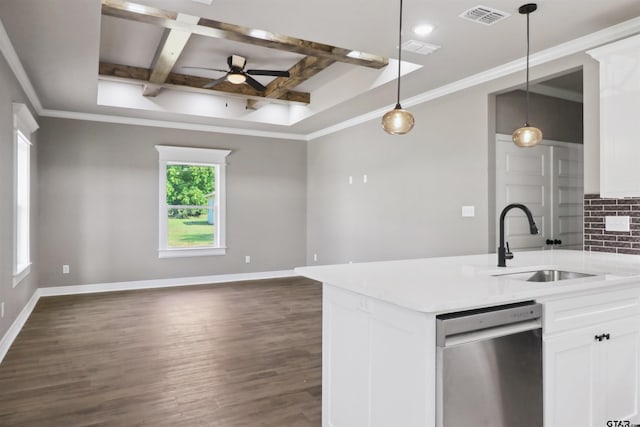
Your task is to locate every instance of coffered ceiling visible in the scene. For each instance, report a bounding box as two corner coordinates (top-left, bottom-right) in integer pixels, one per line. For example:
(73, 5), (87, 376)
(0, 0), (639, 138)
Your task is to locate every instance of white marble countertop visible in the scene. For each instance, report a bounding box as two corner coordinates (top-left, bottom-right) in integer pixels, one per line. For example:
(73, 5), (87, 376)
(295, 250), (640, 313)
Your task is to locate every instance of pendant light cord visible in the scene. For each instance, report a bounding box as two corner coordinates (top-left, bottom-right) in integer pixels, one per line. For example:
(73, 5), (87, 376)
(395, 0), (403, 109)
(525, 10), (530, 125)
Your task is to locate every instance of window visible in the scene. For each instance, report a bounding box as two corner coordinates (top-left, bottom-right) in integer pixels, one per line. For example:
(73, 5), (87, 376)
(12, 103), (38, 287)
(156, 145), (231, 258)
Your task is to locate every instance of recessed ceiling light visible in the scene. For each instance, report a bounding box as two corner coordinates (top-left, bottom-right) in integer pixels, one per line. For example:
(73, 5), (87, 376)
(413, 24), (434, 36)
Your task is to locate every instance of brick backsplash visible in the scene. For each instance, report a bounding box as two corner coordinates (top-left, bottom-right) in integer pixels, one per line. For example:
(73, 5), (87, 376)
(584, 194), (640, 255)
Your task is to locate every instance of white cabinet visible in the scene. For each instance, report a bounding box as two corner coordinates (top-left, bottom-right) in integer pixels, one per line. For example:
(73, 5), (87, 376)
(322, 284), (436, 427)
(542, 288), (640, 426)
(588, 34), (640, 197)
(544, 317), (640, 426)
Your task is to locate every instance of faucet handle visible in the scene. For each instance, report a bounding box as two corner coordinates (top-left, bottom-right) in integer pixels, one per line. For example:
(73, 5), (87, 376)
(505, 242), (514, 259)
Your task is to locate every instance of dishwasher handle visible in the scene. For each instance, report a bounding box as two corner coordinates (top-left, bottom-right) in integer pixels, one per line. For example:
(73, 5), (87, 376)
(440, 319), (541, 347)
(436, 301), (542, 347)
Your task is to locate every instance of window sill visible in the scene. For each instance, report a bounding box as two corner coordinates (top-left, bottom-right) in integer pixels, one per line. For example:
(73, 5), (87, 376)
(13, 263), (31, 287)
(158, 247), (226, 258)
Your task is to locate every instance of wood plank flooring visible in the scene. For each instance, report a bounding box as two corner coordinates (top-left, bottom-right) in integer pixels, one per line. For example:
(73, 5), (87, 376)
(0, 277), (322, 426)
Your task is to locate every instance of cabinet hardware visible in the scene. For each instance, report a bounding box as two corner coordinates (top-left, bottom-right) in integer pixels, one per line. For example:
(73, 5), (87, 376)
(604, 333), (610, 340)
(553, 239), (562, 245)
(595, 334), (604, 341)
(546, 239), (553, 245)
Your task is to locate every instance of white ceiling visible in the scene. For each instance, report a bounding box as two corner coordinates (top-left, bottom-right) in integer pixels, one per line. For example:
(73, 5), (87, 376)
(0, 0), (639, 138)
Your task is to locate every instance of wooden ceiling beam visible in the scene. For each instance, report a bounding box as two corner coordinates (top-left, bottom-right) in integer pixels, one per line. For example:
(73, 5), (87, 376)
(247, 56), (334, 110)
(101, 0), (388, 69)
(99, 62), (311, 104)
(143, 13), (200, 96)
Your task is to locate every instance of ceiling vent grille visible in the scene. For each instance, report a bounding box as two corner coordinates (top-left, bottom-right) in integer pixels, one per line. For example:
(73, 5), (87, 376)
(401, 40), (441, 56)
(459, 5), (510, 25)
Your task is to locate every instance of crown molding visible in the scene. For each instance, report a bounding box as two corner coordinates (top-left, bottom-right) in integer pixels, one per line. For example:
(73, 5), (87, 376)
(1, 14), (639, 141)
(39, 109), (308, 141)
(308, 15), (640, 141)
(527, 84), (583, 103)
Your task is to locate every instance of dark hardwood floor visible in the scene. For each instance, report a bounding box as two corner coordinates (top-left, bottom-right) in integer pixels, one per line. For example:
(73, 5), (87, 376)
(0, 277), (322, 426)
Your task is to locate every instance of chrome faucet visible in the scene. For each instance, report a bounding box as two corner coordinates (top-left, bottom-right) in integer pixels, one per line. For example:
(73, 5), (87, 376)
(498, 203), (538, 267)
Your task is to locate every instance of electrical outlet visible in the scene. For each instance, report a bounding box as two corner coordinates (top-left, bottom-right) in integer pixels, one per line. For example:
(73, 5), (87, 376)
(313, 253), (318, 262)
(245, 255), (251, 264)
(63, 265), (70, 274)
(1, 302), (4, 318)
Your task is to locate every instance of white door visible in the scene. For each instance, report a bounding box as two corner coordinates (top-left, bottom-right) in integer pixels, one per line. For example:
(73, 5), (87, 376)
(553, 145), (584, 249)
(496, 135), (584, 251)
(496, 136), (551, 250)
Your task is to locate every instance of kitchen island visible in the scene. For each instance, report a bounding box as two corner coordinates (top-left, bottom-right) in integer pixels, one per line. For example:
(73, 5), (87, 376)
(295, 250), (640, 427)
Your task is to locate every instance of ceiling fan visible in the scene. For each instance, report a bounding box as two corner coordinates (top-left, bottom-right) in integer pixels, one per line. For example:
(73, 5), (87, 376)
(184, 55), (290, 92)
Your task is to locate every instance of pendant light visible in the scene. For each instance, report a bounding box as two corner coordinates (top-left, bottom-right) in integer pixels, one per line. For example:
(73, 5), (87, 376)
(512, 3), (543, 147)
(382, 0), (414, 135)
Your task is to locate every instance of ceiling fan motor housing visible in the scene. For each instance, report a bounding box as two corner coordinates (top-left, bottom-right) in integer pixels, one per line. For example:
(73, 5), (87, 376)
(228, 55), (247, 71)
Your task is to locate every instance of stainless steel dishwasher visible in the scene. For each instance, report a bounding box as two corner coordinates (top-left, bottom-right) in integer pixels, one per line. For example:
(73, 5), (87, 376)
(436, 301), (543, 427)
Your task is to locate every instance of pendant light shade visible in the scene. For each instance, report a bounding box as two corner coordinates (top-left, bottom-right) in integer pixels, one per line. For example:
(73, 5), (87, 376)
(512, 3), (542, 148)
(512, 126), (543, 147)
(382, 104), (415, 135)
(382, 0), (414, 135)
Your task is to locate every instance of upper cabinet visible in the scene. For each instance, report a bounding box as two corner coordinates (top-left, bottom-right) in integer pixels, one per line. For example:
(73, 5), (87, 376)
(588, 35), (640, 198)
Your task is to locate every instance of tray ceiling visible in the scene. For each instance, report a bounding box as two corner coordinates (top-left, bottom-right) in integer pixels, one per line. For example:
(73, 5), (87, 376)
(0, 0), (639, 137)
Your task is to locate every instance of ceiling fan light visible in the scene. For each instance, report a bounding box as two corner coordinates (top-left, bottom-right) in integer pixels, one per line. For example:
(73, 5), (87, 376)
(227, 72), (246, 84)
(382, 105), (415, 135)
(512, 125), (543, 147)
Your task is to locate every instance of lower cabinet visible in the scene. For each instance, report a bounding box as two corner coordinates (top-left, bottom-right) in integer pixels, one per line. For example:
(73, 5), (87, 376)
(544, 315), (640, 426)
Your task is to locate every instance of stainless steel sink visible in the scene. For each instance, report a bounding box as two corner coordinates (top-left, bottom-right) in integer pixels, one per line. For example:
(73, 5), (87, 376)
(526, 269), (594, 282)
(494, 269), (596, 282)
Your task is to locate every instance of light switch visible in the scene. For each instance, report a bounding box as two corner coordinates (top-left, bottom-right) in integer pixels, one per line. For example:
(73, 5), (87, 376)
(605, 216), (630, 232)
(462, 206), (475, 217)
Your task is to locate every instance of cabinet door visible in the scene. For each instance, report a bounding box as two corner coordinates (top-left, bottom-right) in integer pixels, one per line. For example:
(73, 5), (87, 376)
(544, 329), (598, 427)
(598, 316), (640, 424)
(544, 316), (640, 427)
(588, 34), (640, 197)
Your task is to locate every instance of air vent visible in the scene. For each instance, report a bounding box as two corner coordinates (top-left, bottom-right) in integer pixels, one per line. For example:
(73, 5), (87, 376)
(401, 40), (441, 56)
(459, 5), (510, 25)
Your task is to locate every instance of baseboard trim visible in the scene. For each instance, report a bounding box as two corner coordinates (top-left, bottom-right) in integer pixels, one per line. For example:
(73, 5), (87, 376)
(0, 288), (41, 364)
(0, 269), (298, 365)
(39, 269), (298, 296)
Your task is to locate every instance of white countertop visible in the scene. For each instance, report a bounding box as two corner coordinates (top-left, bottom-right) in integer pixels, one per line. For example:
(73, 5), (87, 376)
(295, 250), (640, 313)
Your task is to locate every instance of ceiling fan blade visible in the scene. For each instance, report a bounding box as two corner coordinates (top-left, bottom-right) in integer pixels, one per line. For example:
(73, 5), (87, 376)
(245, 75), (266, 91)
(182, 66), (228, 73)
(246, 70), (290, 77)
(203, 76), (228, 89)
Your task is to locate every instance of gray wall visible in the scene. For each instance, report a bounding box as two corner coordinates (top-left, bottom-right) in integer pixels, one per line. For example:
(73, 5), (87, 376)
(496, 90), (583, 144)
(307, 53), (599, 265)
(0, 55), (39, 339)
(37, 118), (307, 286)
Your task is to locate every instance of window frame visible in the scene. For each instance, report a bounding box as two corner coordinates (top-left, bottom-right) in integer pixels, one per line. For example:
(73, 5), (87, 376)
(12, 103), (38, 287)
(156, 145), (231, 258)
